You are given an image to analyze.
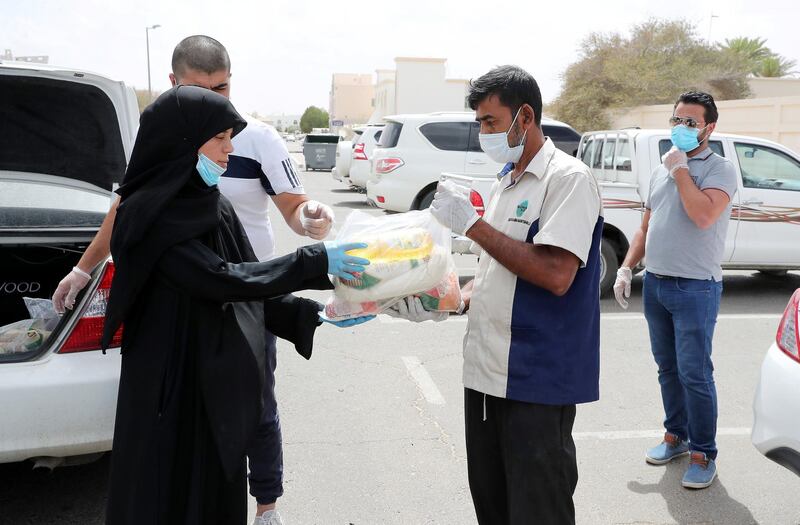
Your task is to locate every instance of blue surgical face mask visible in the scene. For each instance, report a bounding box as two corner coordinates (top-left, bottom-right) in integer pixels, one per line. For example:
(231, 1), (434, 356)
(196, 153), (226, 186)
(671, 124), (707, 152)
(479, 107), (528, 164)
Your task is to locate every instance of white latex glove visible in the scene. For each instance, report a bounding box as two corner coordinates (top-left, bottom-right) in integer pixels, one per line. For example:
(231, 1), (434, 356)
(613, 267), (633, 309)
(386, 297), (448, 323)
(52, 267), (91, 314)
(301, 200), (335, 240)
(661, 146), (689, 177)
(429, 180), (480, 235)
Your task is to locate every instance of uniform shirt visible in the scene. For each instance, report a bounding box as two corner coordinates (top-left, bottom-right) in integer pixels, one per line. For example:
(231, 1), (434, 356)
(218, 114), (305, 261)
(464, 138), (604, 405)
(645, 147), (738, 281)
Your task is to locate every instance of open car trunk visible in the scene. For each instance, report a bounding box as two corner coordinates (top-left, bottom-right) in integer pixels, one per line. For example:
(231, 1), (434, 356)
(0, 66), (131, 362)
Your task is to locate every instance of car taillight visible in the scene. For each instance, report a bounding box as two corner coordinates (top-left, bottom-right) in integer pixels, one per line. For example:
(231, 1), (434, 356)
(375, 157), (404, 174)
(776, 289), (800, 363)
(470, 190), (485, 217)
(353, 143), (367, 161)
(60, 261), (123, 353)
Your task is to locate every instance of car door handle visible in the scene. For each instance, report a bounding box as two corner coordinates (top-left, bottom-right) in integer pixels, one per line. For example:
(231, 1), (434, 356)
(742, 199), (763, 206)
(468, 159), (487, 165)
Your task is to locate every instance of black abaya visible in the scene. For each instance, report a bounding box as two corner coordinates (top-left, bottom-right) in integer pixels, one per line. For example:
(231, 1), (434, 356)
(103, 87), (333, 524)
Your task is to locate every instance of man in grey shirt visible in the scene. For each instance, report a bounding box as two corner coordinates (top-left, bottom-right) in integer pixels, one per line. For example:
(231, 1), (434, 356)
(613, 92), (738, 490)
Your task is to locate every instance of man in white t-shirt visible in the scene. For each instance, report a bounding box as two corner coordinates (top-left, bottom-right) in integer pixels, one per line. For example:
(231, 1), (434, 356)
(52, 35), (333, 525)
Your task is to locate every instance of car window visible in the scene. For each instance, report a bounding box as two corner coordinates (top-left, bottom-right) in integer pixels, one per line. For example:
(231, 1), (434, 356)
(379, 122), (403, 148)
(419, 122), (471, 151)
(468, 121), (482, 152)
(735, 142), (800, 191)
(602, 137), (616, 169)
(615, 138), (632, 171)
(659, 139), (724, 158)
(373, 130), (383, 144)
(592, 136), (604, 169)
(580, 137), (596, 166)
(543, 125), (581, 143)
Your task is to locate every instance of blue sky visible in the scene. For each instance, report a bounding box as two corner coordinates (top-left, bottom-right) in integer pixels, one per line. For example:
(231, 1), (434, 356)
(3, 0), (799, 115)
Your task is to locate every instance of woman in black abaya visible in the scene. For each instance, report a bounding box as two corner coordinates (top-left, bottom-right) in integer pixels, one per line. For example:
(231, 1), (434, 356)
(102, 85), (369, 524)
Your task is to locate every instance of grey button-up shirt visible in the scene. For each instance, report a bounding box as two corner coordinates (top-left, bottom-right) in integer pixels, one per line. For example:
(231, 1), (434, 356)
(645, 147), (738, 281)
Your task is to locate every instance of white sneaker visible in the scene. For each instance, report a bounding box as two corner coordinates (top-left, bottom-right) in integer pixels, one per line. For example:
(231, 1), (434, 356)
(253, 509), (284, 525)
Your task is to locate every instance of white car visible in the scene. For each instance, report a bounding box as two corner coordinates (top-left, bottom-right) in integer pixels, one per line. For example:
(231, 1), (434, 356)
(0, 61), (137, 464)
(349, 124), (384, 189)
(577, 129), (800, 294)
(753, 288), (800, 477)
(366, 112), (580, 212)
(332, 139), (353, 182)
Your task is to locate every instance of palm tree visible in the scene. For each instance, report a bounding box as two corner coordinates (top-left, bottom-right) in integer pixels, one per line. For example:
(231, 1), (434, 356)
(758, 56), (798, 78)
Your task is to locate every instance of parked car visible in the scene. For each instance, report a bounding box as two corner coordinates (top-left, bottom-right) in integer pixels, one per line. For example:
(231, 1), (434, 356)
(0, 61), (138, 464)
(349, 124), (384, 189)
(366, 112), (580, 212)
(447, 129), (800, 295)
(753, 288), (800, 477)
(332, 129), (365, 182)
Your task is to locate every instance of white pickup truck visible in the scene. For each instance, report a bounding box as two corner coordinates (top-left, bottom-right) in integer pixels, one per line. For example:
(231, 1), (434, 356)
(449, 129), (800, 296)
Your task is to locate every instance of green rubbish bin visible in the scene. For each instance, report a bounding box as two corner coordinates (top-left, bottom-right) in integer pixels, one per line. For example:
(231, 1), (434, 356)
(302, 134), (340, 171)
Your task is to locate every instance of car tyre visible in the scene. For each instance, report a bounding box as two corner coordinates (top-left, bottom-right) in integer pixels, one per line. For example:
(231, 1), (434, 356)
(599, 239), (619, 298)
(417, 188), (436, 210)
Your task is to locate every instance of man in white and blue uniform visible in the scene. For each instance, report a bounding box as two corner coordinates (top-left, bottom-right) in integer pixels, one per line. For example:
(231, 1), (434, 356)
(412, 66), (602, 524)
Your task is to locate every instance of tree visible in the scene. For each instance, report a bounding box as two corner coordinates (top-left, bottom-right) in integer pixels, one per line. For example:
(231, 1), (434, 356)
(719, 37), (797, 77)
(549, 19), (751, 132)
(134, 88), (161, 113)
(299, 106), (329, 133)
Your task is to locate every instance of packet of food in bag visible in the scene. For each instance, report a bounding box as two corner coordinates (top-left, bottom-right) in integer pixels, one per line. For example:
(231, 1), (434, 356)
(324, 210), (459, 321)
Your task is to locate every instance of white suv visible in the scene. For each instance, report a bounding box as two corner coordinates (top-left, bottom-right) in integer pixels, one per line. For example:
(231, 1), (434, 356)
(366, 112), (580, 212)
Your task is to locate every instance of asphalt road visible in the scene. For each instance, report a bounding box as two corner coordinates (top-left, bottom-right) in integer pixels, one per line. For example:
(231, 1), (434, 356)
(2, 154), (799, 525)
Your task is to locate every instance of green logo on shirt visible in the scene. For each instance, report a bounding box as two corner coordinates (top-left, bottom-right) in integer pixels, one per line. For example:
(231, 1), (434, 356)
(516, 200), (529, 217)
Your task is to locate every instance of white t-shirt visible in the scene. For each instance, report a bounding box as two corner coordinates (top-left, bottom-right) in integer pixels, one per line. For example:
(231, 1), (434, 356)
(218, 114), (305, 261)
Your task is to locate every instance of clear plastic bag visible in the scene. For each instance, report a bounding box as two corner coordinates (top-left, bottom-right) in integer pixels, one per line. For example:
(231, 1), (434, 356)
(323, 210), (462, 321)
(0, 298), (59, 355)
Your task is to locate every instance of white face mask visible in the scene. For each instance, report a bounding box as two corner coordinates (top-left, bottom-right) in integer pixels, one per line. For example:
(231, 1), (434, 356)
(478, 107), (528, 164)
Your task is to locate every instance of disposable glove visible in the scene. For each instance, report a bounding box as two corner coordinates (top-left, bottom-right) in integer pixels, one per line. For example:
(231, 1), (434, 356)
(613, 266), (633, 309)
(661, 147), (689, 177)
(52, 267), (92, 314)
(323, 241), (370, 280)
(301, 200), (335, 240)
(386, 296), (448, 323)
(429, 180), (480, 235)
(319, 314), (375, 327)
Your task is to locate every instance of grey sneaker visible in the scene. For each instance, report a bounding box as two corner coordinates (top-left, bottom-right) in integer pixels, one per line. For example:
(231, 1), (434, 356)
(646, 432), (690, 465)
(254, 509), (284, 525)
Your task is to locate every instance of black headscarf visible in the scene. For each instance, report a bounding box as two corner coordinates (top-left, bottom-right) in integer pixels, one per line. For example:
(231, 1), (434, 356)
(102, 85), (246, 348)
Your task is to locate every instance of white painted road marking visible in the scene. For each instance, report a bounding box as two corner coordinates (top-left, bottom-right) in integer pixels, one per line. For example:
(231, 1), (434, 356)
(573, 427), (751, 440)
(402, 356), (446, 405)
(379, 313), (781, 324)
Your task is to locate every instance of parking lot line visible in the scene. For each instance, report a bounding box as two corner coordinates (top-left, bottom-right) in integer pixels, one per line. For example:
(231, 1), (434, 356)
(401, 356), (447, 405)
(573, 427), (751, 440)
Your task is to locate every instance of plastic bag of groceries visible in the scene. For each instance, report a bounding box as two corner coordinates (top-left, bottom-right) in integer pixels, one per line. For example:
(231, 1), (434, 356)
(323, 210), (462, 321)
(0, 298), (59, 355)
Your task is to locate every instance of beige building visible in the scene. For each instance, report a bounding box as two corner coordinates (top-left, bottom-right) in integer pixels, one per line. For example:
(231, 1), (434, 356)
(369, 57), (470, 123)
(611, 78), (800, 153)
(328, 73), (375, 126)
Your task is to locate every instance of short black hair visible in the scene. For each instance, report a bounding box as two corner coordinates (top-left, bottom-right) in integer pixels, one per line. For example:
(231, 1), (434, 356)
(674, 91), (718, 124)
(467, 65), (543, 126)
(171, 35), (231, 78)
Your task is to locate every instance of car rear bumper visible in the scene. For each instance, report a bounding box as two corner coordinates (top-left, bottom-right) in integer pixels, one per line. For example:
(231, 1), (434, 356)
(0, 348), (121, 463)
(348, 161), (370, 188)
(366, 176), (414, 212)
(752, 342), (800, 475)
(332, 167), (342, 181)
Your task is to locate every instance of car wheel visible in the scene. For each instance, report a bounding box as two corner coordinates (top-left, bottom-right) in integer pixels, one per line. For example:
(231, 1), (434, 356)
(417, 189), (436, 210)
(599, 239), (619, 298)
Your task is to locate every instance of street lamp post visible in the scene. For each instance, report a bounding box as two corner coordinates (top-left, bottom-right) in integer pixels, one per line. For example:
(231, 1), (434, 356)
(145, 24), (161, 102)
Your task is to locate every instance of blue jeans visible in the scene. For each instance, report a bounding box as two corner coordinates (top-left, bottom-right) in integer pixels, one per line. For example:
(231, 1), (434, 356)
(246, 331), (283, 505)
(642, 272), (722, 460)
